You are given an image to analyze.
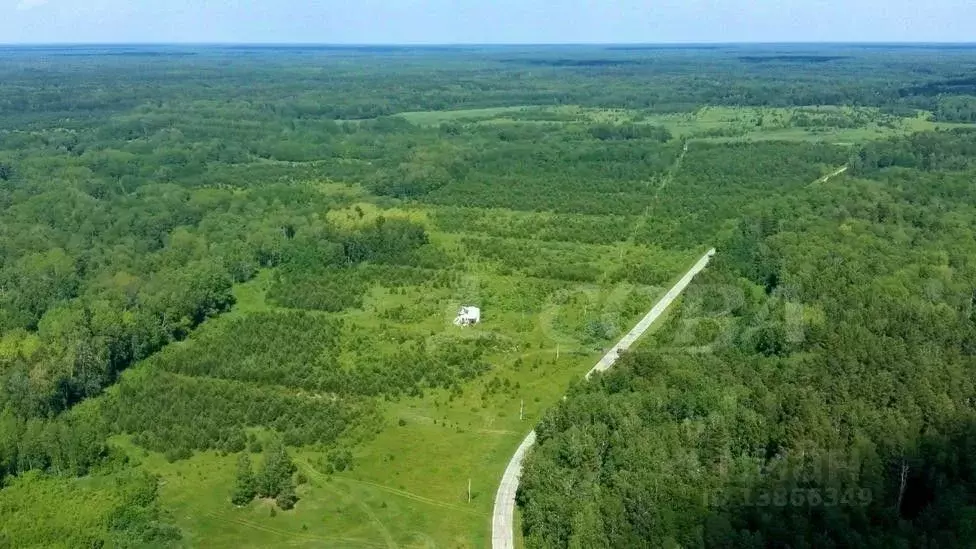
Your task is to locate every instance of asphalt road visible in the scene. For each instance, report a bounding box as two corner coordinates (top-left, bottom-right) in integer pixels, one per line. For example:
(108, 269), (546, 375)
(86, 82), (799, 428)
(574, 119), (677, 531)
(490, 248), (717, 549)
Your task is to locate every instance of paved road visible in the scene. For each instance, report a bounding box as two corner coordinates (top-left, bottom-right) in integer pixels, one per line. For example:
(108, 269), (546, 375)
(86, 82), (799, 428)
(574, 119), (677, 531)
(490, 248), (717, 549)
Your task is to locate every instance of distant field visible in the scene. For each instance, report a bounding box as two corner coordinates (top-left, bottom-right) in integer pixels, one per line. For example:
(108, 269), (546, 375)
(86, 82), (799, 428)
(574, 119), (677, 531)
(396, 106), (542, 125)
(393, 104), (976, 144)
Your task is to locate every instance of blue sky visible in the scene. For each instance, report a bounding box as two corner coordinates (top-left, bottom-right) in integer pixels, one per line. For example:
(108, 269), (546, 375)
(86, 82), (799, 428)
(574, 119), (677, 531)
(3, 0), (975, 44)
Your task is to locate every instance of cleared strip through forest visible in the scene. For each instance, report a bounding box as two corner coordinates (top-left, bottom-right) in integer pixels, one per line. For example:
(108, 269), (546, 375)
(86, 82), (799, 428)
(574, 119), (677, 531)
(814, 164), (848, 184)
(490, 247), (716, 549)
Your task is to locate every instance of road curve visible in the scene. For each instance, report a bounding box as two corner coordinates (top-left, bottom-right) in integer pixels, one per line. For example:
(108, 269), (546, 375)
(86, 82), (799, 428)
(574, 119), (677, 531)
(490, 248), (717, 549)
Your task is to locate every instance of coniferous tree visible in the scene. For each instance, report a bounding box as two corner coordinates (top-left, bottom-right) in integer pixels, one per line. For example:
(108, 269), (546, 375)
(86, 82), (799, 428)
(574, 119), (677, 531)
(231, 453), (256, 506)
(256, 439), (296, 500)
(275, 477), (298, 510)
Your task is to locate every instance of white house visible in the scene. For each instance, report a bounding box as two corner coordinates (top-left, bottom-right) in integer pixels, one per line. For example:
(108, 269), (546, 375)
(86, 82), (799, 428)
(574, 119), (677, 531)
(454, 306), (481, 326)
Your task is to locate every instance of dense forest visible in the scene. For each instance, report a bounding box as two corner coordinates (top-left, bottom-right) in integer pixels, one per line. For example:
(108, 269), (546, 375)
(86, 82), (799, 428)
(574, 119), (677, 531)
(518, 129), (976, 548)
(1, 44), (976, 546)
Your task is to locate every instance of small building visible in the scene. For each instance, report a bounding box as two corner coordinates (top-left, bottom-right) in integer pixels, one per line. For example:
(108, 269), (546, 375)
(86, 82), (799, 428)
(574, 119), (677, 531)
(454, 306), (481, 326)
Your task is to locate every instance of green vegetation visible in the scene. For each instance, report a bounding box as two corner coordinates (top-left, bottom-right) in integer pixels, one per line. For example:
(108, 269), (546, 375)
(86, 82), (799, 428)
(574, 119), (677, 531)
(1, 44), (976, 547)
(231, 453), (257, 507)
(253, 440), (299, 510)
(0, 469), (180, 548)
(519, 129), (976, 547)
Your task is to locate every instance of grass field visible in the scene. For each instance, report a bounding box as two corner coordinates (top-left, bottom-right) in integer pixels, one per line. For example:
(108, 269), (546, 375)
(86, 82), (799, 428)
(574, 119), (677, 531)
(393, 104), (975, 145)
(396, 106), (544, 126)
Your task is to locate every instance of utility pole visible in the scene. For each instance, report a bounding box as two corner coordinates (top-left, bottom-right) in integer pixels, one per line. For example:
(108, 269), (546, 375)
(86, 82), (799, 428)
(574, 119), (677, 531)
(520, 399), (524, 421)
(468, 478), (472, 504)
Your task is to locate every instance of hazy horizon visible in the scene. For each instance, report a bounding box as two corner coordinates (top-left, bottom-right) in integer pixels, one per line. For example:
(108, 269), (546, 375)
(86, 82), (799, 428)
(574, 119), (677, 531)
(1, 41), (975, 46)
(4, 0), (975, 44)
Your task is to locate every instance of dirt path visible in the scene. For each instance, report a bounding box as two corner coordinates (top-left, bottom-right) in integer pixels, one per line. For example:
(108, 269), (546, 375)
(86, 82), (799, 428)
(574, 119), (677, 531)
(297, 459), (399, 549)
(815, 165), (848, 184)
(490, 248), (716, 549)
(657, 139), (690, 192)
(629, 139), (691, 245)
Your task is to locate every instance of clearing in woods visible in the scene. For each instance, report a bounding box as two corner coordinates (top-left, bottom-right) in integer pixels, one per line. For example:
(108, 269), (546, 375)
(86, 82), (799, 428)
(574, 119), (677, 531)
(121, 200), (697, 548)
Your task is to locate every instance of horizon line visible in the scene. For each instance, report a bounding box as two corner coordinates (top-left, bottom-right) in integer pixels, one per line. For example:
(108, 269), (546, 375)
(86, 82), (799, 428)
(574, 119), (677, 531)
(1, 40), (975, 47)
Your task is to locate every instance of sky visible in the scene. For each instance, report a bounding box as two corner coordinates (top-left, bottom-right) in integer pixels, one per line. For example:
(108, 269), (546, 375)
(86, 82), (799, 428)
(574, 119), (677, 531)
(3, 0), (975, 44)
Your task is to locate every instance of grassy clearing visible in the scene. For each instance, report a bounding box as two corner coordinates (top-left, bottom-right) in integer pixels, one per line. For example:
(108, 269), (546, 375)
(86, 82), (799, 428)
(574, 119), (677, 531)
(640, 106), (971, 143)
(396, 104), (976, 144)
(126, 337), (623, 547)
(105, 198), (693, 548)
(396, 106), (542, 126)
(114, 438), (404, 549)
(327, 202), (431, 229)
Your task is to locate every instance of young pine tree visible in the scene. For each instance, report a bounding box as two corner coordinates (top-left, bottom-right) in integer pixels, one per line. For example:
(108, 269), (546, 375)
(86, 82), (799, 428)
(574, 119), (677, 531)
(275, 476), (298, 510)
(231, 453), (257, 506)
(257, 439), (296, 499)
